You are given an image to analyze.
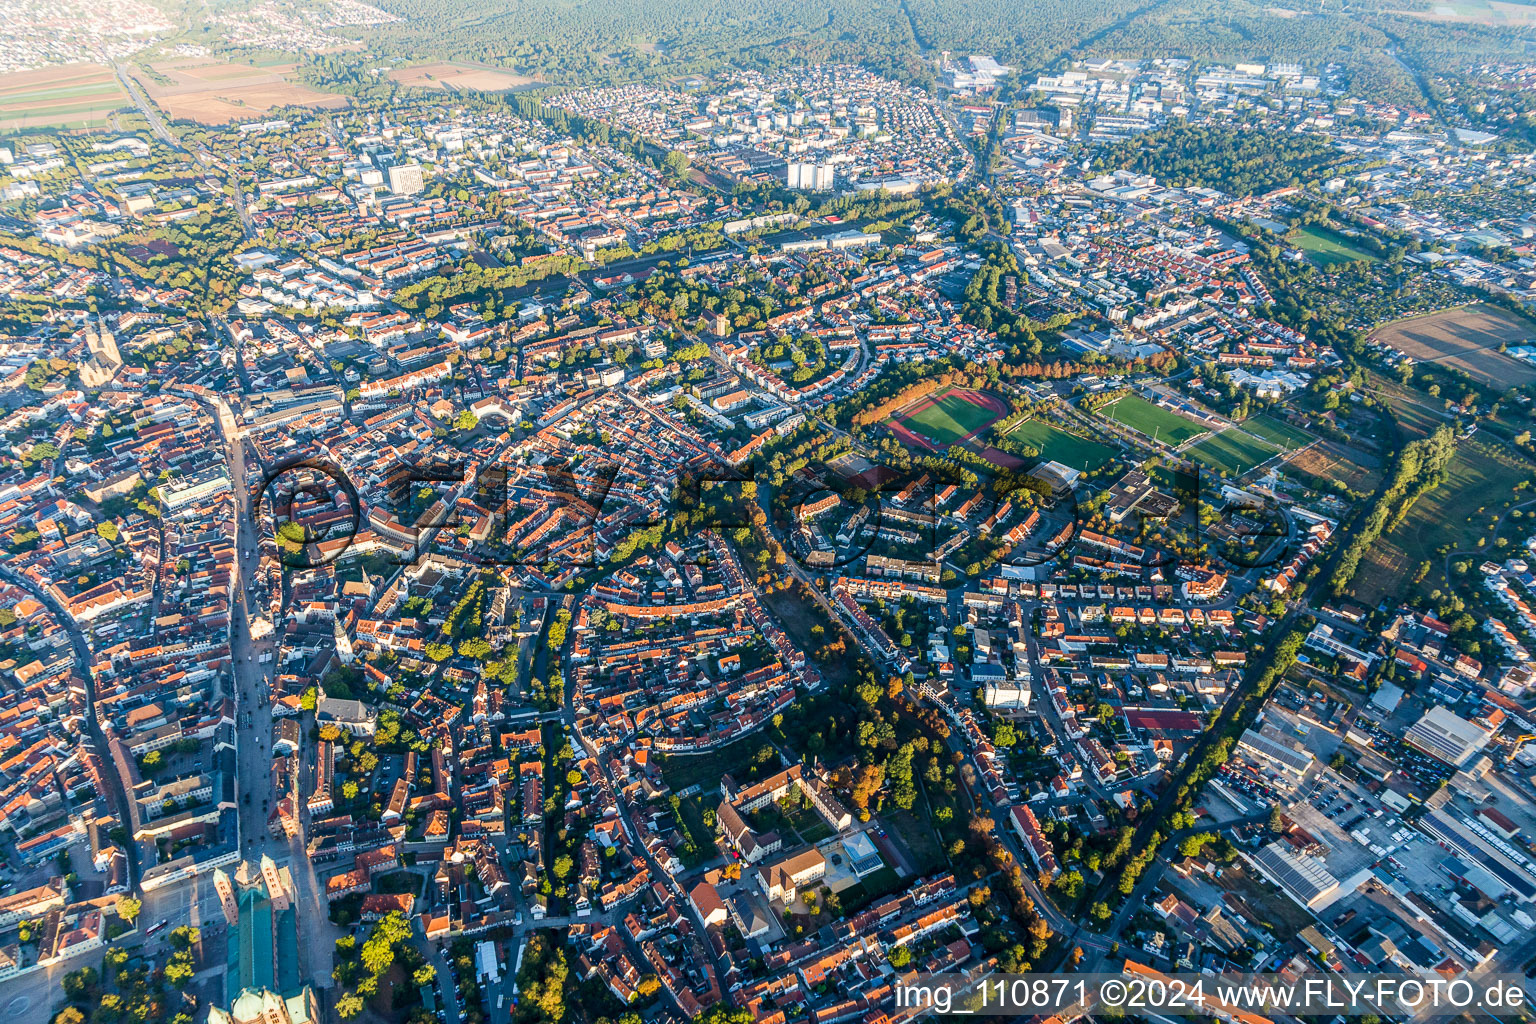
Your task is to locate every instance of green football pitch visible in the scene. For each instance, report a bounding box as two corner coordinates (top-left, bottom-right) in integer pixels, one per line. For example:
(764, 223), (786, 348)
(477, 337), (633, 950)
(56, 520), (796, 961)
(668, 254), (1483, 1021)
(891, 391), (1001, 446)
(1188, 429), (1282, 475)
(1101, 394), (1207, 446)
(1005, 419), (1117, 472)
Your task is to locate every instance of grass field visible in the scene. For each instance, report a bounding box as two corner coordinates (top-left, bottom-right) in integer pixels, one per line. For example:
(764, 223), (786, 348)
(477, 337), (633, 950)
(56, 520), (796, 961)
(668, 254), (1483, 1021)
(1005, 418), (1118, 472)
(1244, 414), (1314, 449)
(886, 387), (1007, 450)
(1368, 304), (1536, 390)
(1188, 429), (1283, 476)
(676, 795), (717, 866)
(658, 734), (764, 792)
(1101, 394), (1208, 446)
(1372, 378), (1452, 439)
(1354, 437), (1531, 605)
(1290, 225), (1379, 268)
(0, 63), (127, 130)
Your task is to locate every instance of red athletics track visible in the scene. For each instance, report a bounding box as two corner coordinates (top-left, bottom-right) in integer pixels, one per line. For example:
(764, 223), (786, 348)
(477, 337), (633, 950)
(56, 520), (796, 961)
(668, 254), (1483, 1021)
(885, 387), (1019, 469)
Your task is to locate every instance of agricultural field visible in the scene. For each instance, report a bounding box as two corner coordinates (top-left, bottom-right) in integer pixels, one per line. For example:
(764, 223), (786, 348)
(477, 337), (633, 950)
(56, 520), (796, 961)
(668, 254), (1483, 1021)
(1290, 224), (1379, 268)
(387, 62), (542, 92)
(1101, 394), (1208, 446)
(1392, 0), (1536, 24)
(1188, 429), (1283, 476)
(1368, 304), (1536, 390)
(0, 63), (128, 131)
(132, 60), (347, 123)
(1286, 441), (1383, 494)
(1353, 436), (1532, 606)
(885, 387), (1008, 451)
(1004, 418), (1117, 473)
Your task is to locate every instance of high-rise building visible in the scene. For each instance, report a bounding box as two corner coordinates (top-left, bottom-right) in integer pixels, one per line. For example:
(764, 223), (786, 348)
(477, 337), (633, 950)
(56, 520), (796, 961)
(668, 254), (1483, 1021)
(786, 161), (834, 192)
(387, 162), (424, 196)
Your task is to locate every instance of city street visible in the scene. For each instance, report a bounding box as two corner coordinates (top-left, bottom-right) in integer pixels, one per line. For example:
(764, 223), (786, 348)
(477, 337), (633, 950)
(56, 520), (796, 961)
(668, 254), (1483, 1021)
(206, 393), (343, 991)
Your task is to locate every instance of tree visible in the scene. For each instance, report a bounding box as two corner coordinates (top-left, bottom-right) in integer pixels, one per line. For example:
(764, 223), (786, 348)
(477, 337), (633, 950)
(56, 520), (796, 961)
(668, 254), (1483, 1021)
(62, 966), (98, 1000)
(361, 935), (395, 977)
(163, 951), (195, 989)
(458, 637), (492, 660)
(1178, 832), (1215, 858)
(53, 1010), (85, 1024)
(517, 935), (569, 1021)
(888, 946), (912, 968)
(335, 994), (364, 1020)
(413, 965), (436, 987)
(91, 994), (123, 1024)
(96, 521), (119, 542)
(1053, 870), (1085, 898)
(116, 896), (141, 923)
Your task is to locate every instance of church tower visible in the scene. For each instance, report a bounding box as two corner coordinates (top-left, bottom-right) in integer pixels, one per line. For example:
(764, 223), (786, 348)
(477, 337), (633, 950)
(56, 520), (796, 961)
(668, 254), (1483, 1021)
(334, 614), (354, 664)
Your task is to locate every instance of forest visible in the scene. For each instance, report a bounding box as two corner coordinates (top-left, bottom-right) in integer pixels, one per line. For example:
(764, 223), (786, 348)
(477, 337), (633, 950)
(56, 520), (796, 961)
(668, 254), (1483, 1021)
(1092, 121), (1348, 197)
(335, 0), (929, 87)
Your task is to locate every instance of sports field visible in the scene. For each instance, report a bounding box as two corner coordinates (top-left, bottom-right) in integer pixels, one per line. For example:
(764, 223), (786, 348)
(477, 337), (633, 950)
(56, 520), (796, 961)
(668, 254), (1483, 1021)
(1290, 225), (1378, 268)
(886, 387), (1007, 451)
(1188, 429), (1282, 476)
(1243, 414), (1313, 449)
(1005, 419), (1117, 472)
(1101, 394), (1208, 446)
